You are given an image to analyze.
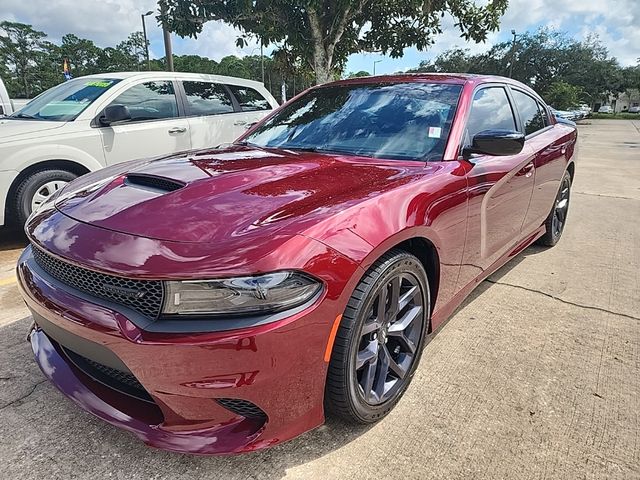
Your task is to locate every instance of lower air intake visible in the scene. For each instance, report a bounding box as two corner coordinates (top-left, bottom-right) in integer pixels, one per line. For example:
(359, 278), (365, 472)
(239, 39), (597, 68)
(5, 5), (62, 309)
(216, 398), (267, 420)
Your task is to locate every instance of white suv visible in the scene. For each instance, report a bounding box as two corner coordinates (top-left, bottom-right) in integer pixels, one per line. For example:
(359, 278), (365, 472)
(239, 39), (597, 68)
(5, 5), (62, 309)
(0, 72), (278, 227)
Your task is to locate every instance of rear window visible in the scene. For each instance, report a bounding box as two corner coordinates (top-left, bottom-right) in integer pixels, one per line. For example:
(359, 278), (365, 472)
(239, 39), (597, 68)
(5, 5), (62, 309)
(183, 81), (234, 116)
(245, 82), (463, 161)
(512, 90), (546, 135)
(228, 86), (271, 111)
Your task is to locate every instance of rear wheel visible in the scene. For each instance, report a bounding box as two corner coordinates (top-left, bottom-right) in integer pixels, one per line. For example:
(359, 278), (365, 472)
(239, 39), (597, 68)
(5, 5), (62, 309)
(10, 169), (77, 227)
(325, 250), (430, 423)
(537, 170), (572, 247)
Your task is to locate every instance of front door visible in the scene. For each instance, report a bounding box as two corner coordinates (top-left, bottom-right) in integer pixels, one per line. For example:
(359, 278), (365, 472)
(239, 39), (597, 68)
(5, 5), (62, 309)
(457, 86), (536, 287)
(99, 80), (191, 165)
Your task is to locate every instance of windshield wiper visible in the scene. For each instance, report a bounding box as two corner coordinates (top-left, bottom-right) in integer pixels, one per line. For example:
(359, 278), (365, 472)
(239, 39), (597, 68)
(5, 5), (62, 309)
(281, 145), (376, 158)
(234, 140), (261, 148)
(10, 113), (42, 120)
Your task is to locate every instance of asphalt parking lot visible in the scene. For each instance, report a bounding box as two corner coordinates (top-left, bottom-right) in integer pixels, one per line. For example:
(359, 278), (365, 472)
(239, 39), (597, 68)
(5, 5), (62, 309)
(0, 119), (638, 479)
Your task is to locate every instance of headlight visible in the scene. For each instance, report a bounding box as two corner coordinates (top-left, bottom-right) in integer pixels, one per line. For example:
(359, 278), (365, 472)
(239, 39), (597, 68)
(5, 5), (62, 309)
(163, 271), (322, 316)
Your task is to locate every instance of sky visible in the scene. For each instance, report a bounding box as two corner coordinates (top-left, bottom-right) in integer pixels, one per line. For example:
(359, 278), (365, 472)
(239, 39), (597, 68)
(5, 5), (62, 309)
(0, 0), (638, 76)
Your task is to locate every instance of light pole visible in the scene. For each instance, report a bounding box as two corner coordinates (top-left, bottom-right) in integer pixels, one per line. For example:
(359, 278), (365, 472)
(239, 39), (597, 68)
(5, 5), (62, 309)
(261, 42), (265, 84)
(373, 60), (382, 76)
(141, 10), (153, 70)
(509, 29), (518, 78)
(160, 3), (174, 71)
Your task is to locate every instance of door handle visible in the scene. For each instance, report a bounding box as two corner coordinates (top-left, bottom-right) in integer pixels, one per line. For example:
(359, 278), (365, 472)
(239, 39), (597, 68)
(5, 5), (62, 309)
(234, 120), (248, 126)
(168, 127), (187, 134)
(517, 162), (535, 178)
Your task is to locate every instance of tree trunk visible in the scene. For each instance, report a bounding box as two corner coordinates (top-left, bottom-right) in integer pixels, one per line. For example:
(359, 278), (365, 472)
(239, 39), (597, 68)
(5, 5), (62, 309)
(312, 49), (333, 85)
(21, 72), (29, 98)
(307, 7), (334, 85)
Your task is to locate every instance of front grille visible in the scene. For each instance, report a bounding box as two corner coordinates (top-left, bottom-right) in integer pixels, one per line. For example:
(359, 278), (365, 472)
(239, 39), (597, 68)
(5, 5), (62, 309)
(61, 346), (154, 403)
(32, 245), (164, 319)
(217, 398), (267, 420)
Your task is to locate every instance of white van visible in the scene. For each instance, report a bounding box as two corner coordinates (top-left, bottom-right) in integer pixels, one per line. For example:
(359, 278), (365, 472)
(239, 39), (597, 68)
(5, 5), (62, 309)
(0, 72), (278, 227)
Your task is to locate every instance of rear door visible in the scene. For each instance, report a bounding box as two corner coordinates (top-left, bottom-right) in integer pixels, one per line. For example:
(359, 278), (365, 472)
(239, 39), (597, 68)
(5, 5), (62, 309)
(510, 89), (571, 232)
(457, 85), (536, 286)
(98, 80), (191, 165)
(226, 84), (275, 135)
(181, 80), (246, 149)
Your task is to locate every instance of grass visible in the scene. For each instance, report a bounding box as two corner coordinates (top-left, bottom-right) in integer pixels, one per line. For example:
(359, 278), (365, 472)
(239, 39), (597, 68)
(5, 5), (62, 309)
(589, 112), (640, 120)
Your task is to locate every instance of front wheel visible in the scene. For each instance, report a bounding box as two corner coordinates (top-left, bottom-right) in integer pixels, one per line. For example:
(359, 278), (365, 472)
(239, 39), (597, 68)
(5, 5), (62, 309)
(10, 169), (77, 227)
(537, 170), (572, 247)
(325, 249), (430, 424)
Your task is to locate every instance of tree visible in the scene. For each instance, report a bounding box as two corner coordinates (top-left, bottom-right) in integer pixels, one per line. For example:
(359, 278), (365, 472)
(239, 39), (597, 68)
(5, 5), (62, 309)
(59, 34), (102, 77)
(347, 71), (371, 78)
(158, 0), (509, 84)
(0, 21), (50, 97)
(407, 29), (632, 107)
(544, 81), (582, 110)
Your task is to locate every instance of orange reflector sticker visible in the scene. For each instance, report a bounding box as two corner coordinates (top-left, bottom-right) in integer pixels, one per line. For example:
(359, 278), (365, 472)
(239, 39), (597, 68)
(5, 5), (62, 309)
(324, 314), (343, 362)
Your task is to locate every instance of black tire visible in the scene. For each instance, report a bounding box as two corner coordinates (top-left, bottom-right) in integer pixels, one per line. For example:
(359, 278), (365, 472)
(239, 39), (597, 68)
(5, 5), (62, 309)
(325, 249), (430, 424)
(10, 169), (77, 227)
(536, 170), (572, 247)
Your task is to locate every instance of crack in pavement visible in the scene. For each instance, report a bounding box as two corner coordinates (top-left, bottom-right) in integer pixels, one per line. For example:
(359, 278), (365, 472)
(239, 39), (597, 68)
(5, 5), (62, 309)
(0, 379), (47, 411)
(574, 191), (637, 201)
(484, 279), (640, 322)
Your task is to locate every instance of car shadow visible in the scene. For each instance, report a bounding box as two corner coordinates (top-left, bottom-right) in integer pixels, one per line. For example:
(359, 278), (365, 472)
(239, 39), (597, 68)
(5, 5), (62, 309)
(1, 244), (547, 478)
(0, 226), (28, 251)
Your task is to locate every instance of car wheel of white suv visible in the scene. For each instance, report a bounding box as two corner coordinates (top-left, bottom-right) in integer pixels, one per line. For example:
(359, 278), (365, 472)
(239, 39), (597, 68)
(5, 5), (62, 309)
(11, 169), (77, 226)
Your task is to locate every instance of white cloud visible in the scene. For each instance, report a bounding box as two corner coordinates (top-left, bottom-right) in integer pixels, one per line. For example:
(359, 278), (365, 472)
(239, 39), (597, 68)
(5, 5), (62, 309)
(496, 0), (640, 65)
(0, 0), (158, 46)
(173, 21), (262, 61)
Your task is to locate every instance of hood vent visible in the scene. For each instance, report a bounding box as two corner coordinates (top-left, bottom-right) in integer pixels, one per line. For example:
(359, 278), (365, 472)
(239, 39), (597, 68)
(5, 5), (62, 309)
(124, 174), (185, 193)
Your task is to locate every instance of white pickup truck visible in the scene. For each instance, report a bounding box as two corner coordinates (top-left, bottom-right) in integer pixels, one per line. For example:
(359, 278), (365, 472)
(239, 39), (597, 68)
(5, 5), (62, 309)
(0, 77), (30, 117)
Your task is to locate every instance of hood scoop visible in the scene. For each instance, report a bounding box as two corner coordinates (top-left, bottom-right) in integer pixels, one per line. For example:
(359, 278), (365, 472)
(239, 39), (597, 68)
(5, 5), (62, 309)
(124, 174), (185, 193)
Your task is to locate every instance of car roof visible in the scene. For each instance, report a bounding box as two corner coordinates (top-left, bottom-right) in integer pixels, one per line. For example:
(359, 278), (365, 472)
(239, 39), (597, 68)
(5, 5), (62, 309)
(324, 73), (544, 102)
(77, 71), (267, 89)
(327, 72), (529, 88)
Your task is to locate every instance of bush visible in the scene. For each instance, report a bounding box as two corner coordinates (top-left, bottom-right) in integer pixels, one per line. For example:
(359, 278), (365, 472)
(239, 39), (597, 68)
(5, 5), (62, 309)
(589, 112), (640, 119)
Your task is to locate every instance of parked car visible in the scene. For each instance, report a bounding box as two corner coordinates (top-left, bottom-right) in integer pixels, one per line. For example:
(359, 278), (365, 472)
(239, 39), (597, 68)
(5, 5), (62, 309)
(0, 76), (30, 116)
(18, 74), (577, 455)
(0, 72), (278, 227)
(577, 104), (592, 116)
(551, 108), (579, 121)
(598, 105), (613, 114)
(628, 105), (640, 114)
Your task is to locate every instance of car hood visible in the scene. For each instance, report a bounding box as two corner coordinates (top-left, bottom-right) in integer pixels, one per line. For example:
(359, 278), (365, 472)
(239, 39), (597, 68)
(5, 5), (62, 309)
(54, 146), (421, 244)
(0, 119), (65, 143)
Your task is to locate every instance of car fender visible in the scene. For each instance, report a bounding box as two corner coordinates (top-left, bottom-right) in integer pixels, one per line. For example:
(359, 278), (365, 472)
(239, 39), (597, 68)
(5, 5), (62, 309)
(3, 143), (104, 174)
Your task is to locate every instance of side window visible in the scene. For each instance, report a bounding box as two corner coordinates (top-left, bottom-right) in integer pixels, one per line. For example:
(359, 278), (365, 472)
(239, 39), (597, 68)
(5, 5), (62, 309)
(108, 81), (178, 122)
(512, 90), (546, 135)
(183, 81), (234, 116)
(228, 86), (271, 111)
(466, 87), (516, 144)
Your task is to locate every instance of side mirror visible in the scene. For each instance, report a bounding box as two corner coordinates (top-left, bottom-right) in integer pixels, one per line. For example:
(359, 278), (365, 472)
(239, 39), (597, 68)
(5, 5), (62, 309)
(100, 105), (131, 126)
(464, 129), (525, 158)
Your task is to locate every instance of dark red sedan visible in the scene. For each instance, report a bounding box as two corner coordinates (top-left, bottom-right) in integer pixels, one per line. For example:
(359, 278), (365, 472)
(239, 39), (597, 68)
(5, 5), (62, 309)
(18, 74), (576, 454)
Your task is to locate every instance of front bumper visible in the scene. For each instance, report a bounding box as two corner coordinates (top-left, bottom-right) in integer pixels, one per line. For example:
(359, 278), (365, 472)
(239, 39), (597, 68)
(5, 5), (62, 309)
(18, 245), (352, 455)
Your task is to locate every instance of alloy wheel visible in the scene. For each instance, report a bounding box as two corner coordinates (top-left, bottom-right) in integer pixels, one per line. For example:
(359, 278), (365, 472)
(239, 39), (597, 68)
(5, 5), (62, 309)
(552, 175), (571, 237)
(355, 272), (424, 405)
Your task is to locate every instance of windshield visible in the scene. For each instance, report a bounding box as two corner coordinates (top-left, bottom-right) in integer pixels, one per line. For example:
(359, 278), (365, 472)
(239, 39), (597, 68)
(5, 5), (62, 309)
(10, 78), (121, 122)
(244, 82), (462, 161)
